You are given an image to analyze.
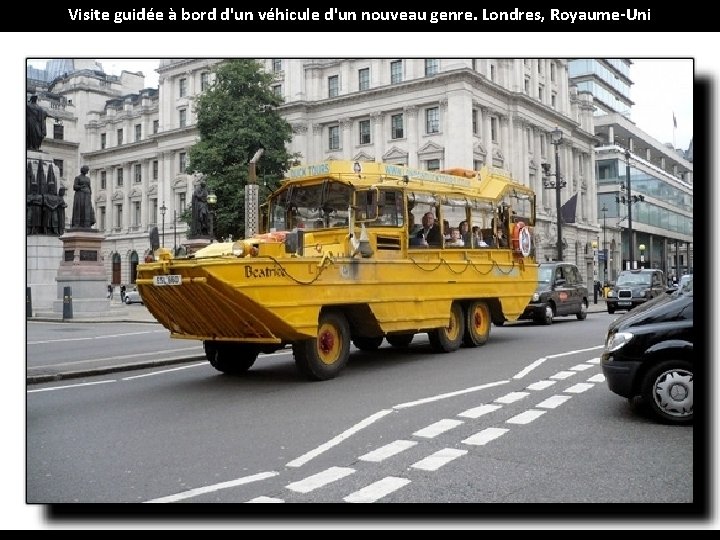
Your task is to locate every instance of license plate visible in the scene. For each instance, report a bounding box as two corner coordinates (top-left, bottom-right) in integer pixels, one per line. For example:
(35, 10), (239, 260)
(153, 274), (182, 286)
(618, 302), (631, 307)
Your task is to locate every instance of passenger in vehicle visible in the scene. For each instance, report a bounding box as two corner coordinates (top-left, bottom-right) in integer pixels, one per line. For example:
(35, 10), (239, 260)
(416, 212), (442, 246)
(447, 228), (465, 247)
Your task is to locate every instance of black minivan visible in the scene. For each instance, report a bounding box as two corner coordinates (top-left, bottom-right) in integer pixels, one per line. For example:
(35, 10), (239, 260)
(601, 276), (693, 425)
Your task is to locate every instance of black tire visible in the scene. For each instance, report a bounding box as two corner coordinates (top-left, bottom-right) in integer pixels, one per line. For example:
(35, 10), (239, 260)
(386, 333), (414, 348)
(535, 303), (554, 325)
(293, 311), (351, 381)
(576, 300), (588, 320)
(125, 297), (131, 305)
(428, 302), (465, 353)
(352, 336), (384, 351)
(463, 301), (491, 347)
(204, 341), (258, 375)
(640, 359), (693, 425)
(607, 305), (616, 314)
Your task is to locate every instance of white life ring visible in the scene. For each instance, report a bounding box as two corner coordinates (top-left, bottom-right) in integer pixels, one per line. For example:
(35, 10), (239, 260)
(519, 226), (532, 257)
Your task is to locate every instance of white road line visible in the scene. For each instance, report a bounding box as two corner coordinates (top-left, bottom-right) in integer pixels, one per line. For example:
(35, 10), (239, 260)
(121, 363), (206, 380)
(27, 379), (117, 393)
(570, 363), (593, 371)
(286, 466), (355, 494)
(587, 357), (601, 364)
(393, 379), (508, 409)
(462, 427), (509, 446)
(359, 440), (417, 462)
(587, 374), (605, 383)
(495, 391), (529, 404)
(286, 410), (393, 468)
(550, 371), (576, 380)
(27, 329), (167, 345)
(564, 382), (595, 394)
(526, 380), (557, 391)
(145, 471), (279, 503)
(246, 496), (284, 503)
(28, 348), (204, 370)
(506, 409), (546, 424)
(344, 476), (411, 503)
(536, 395), (572, 409)
(411, 448), (467, 471)
(413, 419), (464, 439)
(458, 403), (502, 419)
(512, 345), (604, 379)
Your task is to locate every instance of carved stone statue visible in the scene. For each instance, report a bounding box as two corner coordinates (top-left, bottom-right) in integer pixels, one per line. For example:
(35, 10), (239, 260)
(71, 165), (96, 229)
(190, 179), (210, 236)
(26, 95), (55, 151)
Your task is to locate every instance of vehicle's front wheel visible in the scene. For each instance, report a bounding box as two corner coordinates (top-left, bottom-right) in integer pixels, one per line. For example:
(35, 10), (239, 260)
(428, 302), (465, 353)
(463, 301), (491, 347)
(294, 311), (351, 381)
(204, 341), (259, 375)
(535, 304), (554, 325)
(607, 304), (616, 314)
(640, 360), (693, 425)
(125, 297), (131, 305)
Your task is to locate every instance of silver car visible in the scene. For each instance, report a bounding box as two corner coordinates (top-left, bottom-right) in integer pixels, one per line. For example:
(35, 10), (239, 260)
(124, 288), (143, 305)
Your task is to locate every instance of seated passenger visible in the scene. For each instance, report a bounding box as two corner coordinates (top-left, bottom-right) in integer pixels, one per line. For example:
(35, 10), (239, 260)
(447, 228), (465, 247)
(416, 212), (442, 246)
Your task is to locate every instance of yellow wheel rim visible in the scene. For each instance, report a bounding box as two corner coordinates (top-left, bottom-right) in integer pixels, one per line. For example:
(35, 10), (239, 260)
(317, 323), (342, 365)
(471, 303), (490, 337)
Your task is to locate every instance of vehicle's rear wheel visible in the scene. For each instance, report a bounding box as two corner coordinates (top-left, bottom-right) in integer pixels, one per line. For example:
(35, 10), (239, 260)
(352, 336), (384, 351)
(386, 333), (414, 348)
(640, 359), (693, 425)
(576, 300), (588, 320)
(204, 341), (259, 375)
(535, 304), (554, 325)
(428, 302), (465, 353)
(463, 301), (491, 347)
(293, 311), (351, 381)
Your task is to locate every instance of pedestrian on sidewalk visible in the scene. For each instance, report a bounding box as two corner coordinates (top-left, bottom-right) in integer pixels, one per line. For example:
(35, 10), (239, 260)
(120, 284), (127, 303)
(107, 284), (113, 300)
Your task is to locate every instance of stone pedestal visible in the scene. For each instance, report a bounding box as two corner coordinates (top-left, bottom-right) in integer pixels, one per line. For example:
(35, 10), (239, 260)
(26, 235), (64, 315)
(49, 229), (126, 319)
(184, 237), (212, 256)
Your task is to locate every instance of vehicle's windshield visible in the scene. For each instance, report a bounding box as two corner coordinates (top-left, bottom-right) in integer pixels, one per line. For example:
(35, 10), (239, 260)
(616, 273), (651, 286)
(269, 182), (352, 231)
(676, 275), (693, 296)
(538, 267), (554, 284)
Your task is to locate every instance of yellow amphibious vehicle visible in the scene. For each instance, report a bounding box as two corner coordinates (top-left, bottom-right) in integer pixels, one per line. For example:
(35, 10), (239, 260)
(136, 161), (539, 380)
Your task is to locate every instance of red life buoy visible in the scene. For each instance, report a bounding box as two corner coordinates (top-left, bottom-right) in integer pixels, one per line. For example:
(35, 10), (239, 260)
(512, 221), (525, 252)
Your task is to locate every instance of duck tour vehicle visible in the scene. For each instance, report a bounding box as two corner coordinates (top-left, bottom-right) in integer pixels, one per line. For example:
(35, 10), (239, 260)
(135, 160), (539, 380)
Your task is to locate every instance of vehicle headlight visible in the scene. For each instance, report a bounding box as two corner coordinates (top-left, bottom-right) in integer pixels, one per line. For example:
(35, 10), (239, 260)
(532, 292), (540, 302)
(606, 290), (615, 298)
(232, 241), (245, 257)
(605, 331), (634, 352)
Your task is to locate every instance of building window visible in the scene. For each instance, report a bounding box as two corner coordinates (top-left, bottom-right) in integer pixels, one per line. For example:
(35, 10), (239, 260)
(472, 59), (477, 71)
(328, 75), (339, 98)
(53, 123), (64, 140)
(152, 160), (158, 180)
(53, 159), (64, 177)
(101, 133), (106, 149)
(100, 170), (107, 190)
(472, 109), (478, 135)
(359, 120), (371, 145)
(550, 62), (556, 82)
(179, 78), (187, 98)
(153, 120), (159, 134)
(179, 108), (187, 128)
(524, 77), (530, 94)
(135, 123), (142, 142)
(390, 60), (402, 84)
(490, 64), (496, 82)
(179, 152), (187, 173)
(179, 192), (186, 213)
(272, 59), (282, 73)
(358, 68), (370, 91)
(551, 93), (557, 109)
(425, 107), (439, 134)
(537, 60), (543, 74)
(271, 84), (282, 98)
(117, 128), (123, 146)
(527, 128), (533, 149)
(133, 201), (141, 227)
(538, 84), (544, 102)
(99, 206), (106, 231)
(201, 72), (210, 91)
(117, 168), (124, 187)
(328, 125), (340, 150)
(491, 117), (498, 142)
(391, 113), (404, 139)
(150, 199), (157, 224)
(426, 159), (440, 171)
(424, 59), (439, 77)
(134, 163), (142, 183)
(115, 204), (123, 228)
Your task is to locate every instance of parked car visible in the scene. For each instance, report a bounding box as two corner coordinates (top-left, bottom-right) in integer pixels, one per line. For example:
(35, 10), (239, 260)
(518, 262), (589, 325)
(605, 269), (666, 314)
(666, 273), (692, 295)
(124, 288), (143, 305)
(601, 283), (693, 425)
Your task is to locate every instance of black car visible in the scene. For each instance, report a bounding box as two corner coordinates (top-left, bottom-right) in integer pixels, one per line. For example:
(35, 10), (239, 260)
(601, 279), (693, 425)
(519, 262), (589, 324)
(605, 268), (666, 314)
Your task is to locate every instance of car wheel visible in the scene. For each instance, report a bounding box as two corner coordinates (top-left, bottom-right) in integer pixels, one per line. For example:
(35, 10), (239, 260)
(125, 297), (131, 304)
(535, 304), (553, 325)
(607, 305), (615, 314)
(640, 359), (693, 425)
(576, 300), (588, 320)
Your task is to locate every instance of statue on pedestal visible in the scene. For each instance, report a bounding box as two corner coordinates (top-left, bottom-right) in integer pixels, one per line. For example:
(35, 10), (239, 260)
(190, 178), (210, 237)
(27, 95), (56, 152)
(71, 165), (95, 229)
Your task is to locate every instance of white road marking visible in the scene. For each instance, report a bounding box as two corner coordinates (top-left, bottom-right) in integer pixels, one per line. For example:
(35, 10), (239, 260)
(536, 395), (572, 409)
(458, 403), (502, 419)
(344, 476), (410, 503)
(526, 380), (557, 391)
(550, 371), (576, 380)
(506, 409), (546, 424)
(359, 440), (417, 462)
(512, 346), (603, 379)
(413, 419), (464, 439)
(286, 467), (355, 494)
(27, 379), (116, 393)
(28, 348), (205, 370)
(570, 363), (593, 371)
(587, 357), (601, 364)
(495, 391), (529, 404)
(246, 496), (284, 503)
(564, 382), (595, 394)
(121, 363), (206, 380)
(27, 329), (168, 345)
(411, 448), (467, 471)
(587, 374), (605, 383)
(145, 471), (279, 503)
(393, 379), (508, 409)
(462, 427), (509, 446)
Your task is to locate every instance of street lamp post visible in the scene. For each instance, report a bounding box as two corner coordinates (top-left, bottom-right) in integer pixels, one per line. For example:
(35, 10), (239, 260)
(543, 128), (566, 261)
(173, 210), (177, 255)
(625, 149), (633, 269)
(159, 202), (167, 248)
(207, 191), (217, 239)
(601, 203), (608, 283)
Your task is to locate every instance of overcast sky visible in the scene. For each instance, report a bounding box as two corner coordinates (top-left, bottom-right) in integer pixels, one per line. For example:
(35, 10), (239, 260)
(28, 57), (694, 151)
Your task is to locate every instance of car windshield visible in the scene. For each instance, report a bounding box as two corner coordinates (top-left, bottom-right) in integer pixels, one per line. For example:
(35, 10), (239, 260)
(538, 267), (554, 284)
(616, 273), (651, 286)
(676, 275), (693, 295)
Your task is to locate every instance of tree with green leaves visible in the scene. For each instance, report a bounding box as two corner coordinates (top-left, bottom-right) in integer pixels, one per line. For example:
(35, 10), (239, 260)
(188, 59), (294, 240)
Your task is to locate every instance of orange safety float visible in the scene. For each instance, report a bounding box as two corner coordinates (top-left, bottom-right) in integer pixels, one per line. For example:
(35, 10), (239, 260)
(512, 221), (532, 257)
